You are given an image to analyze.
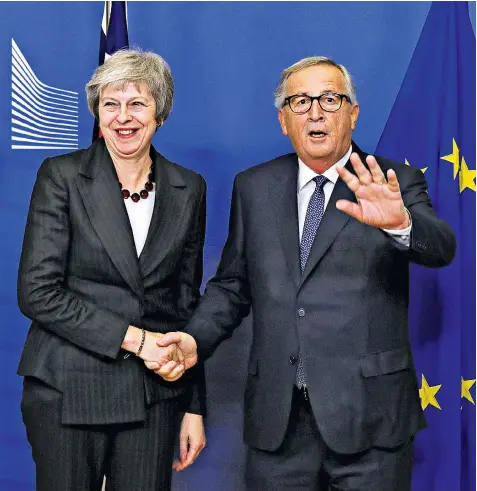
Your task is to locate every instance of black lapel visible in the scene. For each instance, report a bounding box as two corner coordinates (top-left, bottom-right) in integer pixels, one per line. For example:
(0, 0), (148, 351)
(75, 139), (144, 299)
(299, 142), (365, 288)
(269, 154), (301, 288)
(139, 147), (187, 277)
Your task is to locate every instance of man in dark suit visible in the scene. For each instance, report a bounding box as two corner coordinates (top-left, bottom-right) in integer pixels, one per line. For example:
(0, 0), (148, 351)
(154, 57), (456, 490)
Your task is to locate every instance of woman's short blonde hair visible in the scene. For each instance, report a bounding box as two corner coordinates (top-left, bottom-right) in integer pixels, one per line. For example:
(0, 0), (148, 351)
(85, 48), (174, 125)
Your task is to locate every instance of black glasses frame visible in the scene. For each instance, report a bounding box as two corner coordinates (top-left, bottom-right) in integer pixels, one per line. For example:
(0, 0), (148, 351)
(283, 92), (352, 113)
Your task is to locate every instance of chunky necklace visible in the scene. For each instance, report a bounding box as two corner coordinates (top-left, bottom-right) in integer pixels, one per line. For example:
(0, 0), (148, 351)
(119, 162), (155, 203)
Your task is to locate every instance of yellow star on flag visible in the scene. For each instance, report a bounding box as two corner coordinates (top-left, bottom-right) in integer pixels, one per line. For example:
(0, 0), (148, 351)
(441, 138), (460, 179)
(459, 156), (476, 193)
(461, 377), (476, 404)
(419, 374), (442, 410)
(405, 158), (428, 174)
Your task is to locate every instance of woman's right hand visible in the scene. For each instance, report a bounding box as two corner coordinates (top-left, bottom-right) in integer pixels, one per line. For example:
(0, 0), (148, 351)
(121, 326), (184, 370)
(143, 332), (188, 382)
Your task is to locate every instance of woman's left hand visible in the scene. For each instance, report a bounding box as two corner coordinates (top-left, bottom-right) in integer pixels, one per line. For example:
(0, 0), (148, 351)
(173, 413), (206, 471)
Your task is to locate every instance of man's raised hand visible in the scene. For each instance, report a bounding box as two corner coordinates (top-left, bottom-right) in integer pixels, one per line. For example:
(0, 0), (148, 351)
(336, 153), (410, 230)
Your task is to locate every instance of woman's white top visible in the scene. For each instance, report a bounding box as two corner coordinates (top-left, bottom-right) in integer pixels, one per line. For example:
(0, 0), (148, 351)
(123, 191), (156, 257)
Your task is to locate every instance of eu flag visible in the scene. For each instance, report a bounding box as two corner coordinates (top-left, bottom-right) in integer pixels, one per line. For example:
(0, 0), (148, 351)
(375, 3), (476, 490)
(92, 1), (129, 141)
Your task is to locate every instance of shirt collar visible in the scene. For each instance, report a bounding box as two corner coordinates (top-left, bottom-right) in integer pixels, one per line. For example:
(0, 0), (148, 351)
(297, 145), (352, 193)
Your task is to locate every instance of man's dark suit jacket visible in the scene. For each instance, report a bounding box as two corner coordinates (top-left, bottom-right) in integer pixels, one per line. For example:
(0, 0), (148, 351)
(185, 143), (456, 454)
(17, 138), (206, 425)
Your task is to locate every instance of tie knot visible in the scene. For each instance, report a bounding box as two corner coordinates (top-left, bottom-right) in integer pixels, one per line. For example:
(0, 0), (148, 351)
(313, 175), (328, 189)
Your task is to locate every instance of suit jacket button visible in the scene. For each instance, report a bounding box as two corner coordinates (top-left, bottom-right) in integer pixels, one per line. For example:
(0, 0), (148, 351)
(297, 308), (306, 317)
(290, 356), (298, 364)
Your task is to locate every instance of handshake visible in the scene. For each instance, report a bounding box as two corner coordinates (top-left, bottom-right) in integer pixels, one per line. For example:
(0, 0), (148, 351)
(124, 327), (199, 382)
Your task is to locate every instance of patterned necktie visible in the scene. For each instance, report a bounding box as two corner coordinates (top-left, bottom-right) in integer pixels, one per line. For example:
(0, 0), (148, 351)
(296, 175), (328, 389)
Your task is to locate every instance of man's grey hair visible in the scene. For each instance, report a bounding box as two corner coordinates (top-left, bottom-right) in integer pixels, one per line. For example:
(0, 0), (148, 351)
(274, 56), (357, 109)
(86, 48), (174, 125)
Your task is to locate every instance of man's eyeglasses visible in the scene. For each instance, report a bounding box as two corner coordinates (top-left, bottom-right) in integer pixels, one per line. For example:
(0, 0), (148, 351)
(283, 92), (351, 114)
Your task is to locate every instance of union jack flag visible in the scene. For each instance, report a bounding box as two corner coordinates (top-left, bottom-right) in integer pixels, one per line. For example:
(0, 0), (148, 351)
(92, 1), (129, 141)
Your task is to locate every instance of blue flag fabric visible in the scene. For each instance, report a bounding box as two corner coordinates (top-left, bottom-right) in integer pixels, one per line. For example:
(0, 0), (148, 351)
(375, 3), (476, 490)
(93, 1), (129, 140)
(99, 1), (129, 64)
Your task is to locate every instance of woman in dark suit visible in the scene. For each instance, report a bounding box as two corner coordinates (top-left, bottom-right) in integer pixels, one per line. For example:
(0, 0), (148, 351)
(17, 49), (206, 491)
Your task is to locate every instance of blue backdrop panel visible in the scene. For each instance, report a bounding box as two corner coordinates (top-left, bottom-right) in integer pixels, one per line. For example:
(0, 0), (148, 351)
(0, 2), (473, 491)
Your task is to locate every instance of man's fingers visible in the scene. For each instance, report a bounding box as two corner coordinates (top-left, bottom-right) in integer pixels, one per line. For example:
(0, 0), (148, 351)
(366, 155), (387, 184)
(155, 360), (180, 375)
(144, 360), (159, 370)
(350, 152), (372, 185)
(336, 199), (361, 220)
(336, 165), (360, 193)
(144, 346), (179, 369)
(176, 347), (185, 365)
(145, 356), (185, 381)
(386, 169), (400, 192)
(156, 363), (185, 382)
(157, 332), (183, 347)
(151, 346), (170, 366)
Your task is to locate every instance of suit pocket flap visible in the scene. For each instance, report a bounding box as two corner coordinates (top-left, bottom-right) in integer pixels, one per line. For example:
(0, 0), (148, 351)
(360, 347), (411, 377)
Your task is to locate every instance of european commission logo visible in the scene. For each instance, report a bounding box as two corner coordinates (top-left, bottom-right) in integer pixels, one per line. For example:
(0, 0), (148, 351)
(11, 39), (79, 150)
